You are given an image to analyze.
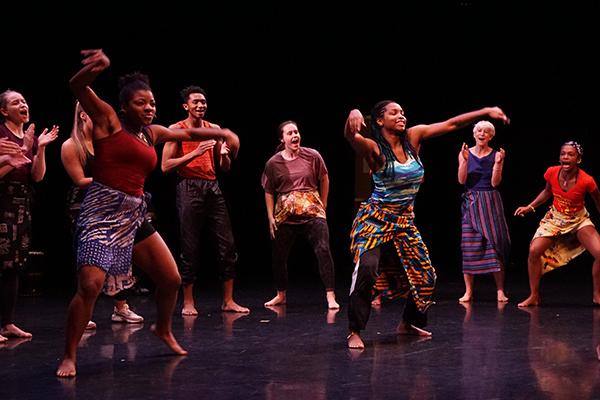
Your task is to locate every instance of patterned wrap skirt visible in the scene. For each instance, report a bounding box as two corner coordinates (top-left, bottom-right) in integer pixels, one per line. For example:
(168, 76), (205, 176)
(350, 200), (436, 313)
(533, 205), (593, 274)
(76, 182), (147, 295)
(0, 181), (32, 272)
(461, 190), (511, 274)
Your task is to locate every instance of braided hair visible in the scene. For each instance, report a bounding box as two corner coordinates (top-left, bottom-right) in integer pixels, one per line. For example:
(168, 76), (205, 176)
(370, 100), (420, 177)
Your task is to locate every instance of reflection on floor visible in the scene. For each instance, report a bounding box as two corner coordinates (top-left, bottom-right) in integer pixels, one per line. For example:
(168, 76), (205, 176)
(1, 278), (600, 399)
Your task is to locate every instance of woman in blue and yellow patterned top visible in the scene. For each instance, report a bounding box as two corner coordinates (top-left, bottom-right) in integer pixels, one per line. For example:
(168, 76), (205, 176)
(344, 100), (509, 349)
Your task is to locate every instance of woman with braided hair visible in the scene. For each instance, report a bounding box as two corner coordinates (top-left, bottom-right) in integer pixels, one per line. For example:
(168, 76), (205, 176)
(344, 100), (509, 349)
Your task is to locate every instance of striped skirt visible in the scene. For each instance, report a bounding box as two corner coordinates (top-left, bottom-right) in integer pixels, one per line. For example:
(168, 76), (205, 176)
(461, 190), (511, 274)
(76, 182), (147, 295)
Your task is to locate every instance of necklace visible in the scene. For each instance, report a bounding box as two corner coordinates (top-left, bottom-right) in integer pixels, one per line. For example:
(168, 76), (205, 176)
(559, 168), (576, 190)
(135, 130), (149, 145)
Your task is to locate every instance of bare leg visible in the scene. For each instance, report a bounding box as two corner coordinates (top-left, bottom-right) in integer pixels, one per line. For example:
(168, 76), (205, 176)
(518, 237), (554, 307)
(347, 331), (364, 349)
(326, 290), (339, 309)
(181, 283), (198, 316)
(458, 274), (474, 303)
(221, 279), (249, 313)
(265, 290), (286, 306)
(576, 226), (600, 304)
(56, 266), (106, 377)
(493, 271), (509, 302)
(133, 233), (187, 355)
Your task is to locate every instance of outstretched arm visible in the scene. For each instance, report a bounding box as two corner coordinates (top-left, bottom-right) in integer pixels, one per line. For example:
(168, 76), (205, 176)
(69, 49), (120, 139)
(409, 107), (510, 147)
(515, 182), (552, 217)
(344, 109), (383, 172)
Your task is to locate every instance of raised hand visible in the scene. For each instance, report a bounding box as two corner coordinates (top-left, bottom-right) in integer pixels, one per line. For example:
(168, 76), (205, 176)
(38, 125), (59, 148)
(21, 124), (35, 152)
(488, 107), (510, 124)
(495, 148), (505, 163)
(81, 49), (110, 73)
(346, 109), (366, 134)
(460, 142), (469, 161)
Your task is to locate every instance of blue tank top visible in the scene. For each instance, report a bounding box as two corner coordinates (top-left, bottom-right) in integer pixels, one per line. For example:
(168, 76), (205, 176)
(370, 154), (424, 208)
(465, 150), (495, 191)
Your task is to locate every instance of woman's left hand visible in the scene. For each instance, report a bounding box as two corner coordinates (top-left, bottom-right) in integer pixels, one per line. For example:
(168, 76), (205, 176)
(38, 125), (59, 148)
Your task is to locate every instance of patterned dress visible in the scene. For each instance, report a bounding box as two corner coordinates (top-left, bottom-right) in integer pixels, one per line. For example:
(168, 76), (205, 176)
(350, 154), (436, 313)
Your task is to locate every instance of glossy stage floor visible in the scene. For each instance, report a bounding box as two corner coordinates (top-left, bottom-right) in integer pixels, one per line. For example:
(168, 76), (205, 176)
(2, 274), (600, 400)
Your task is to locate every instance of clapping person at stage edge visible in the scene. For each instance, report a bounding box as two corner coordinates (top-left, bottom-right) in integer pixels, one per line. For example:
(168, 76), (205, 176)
(0, 90), (58, 342)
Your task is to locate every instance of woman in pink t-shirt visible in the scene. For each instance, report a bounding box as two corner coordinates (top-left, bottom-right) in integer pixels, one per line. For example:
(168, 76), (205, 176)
(515, 141), (600, 307)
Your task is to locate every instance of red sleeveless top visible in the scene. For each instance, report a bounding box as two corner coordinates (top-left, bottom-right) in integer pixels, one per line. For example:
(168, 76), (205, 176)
(92, 129), (157, 196)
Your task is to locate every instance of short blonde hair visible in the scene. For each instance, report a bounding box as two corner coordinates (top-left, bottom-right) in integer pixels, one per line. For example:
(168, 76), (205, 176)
(473, 120), (495, 137)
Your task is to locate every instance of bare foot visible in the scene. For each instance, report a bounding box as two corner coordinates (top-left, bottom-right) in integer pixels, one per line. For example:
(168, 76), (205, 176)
(371, 294), (382, 306)
(518, 295), (540, 307)
(458, 293), (472, 303)
(326, 291), (339, 309)
(264, 294), (286, 307)
(0, 334), (7, 343)
(347, 332), (364, 349)
(0, 324), (32, 338)
(497, 291), (509, 302)
(181, 305), (199, 316)
(150, 324), (188, 355)
(56, 358), (77, 378)
(596, 344), (600, 361)
(593, 293), (600, 305)
(222, 301), (250, 313)
(397, 322), (432, 336)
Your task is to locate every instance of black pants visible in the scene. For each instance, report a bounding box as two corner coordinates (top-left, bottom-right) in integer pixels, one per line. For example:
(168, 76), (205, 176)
(348, 243), (427, 333)
(272, 218), (335, 291)
(176, 179), (237, 284)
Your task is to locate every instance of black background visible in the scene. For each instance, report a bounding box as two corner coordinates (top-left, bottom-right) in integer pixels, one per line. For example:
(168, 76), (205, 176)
(3, 1), (599, 293)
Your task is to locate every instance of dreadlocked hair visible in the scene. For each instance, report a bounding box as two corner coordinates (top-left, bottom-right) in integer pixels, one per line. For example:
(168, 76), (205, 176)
(370, 100), (420, 177)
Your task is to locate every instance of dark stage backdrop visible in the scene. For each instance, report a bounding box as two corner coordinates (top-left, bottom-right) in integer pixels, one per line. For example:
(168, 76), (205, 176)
(2, 1), (598, 292)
